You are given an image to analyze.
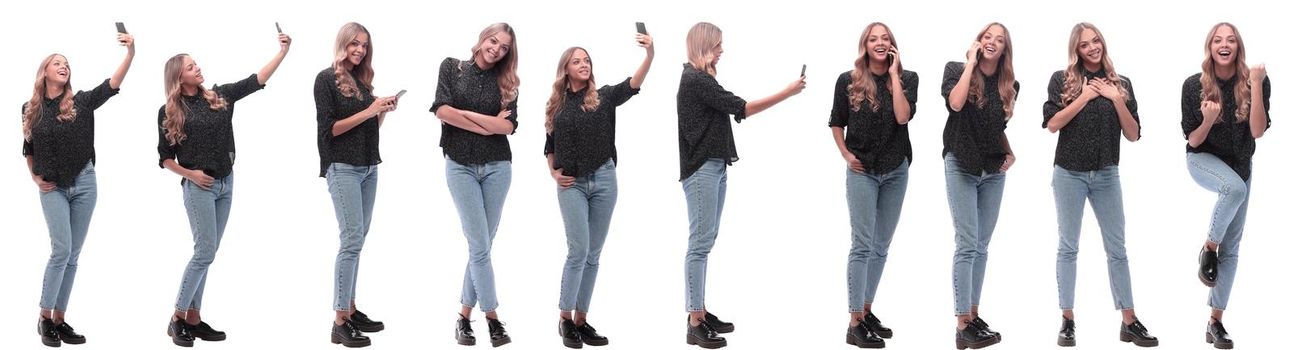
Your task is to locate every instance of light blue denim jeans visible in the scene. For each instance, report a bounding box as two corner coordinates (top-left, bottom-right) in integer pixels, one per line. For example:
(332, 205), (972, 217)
(683, 159), (727, 312)
(556, 160), (618, 312)
(38, 162), (97, 311)
(328, 163), (378, 311)
(1052, 165), (1134, 310)
(446, 158), (512, 313)
(845, 160), (909, 312)
(1186, 152), (1251, 310)
(944, 154), (1005, 315)
(174, 172), (233, 311)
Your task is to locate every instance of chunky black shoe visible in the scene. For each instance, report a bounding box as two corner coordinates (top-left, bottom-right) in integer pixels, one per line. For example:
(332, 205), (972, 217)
(1206, 319), (1233, 349)
(188, 321), (226, 341)
(703, 312), (735, 334)
(863, 313), (893, 339)
(1057, 317), (1076, 347)
(686, 318), (727, 349)
(558, 318), (582, 349)
(167, 319), (195, 347)
(487, 317), (511, 347)
(1199, 247), (1219, 287)
(52, 321), (86, 345)
(38, 317), (61, 347)
(971, 316), (1002, 340)
(577, 322), (609, 346)
(331, 320), (371, 348)
(351, 310), (385, 333)
(1120, 318), (1158, 347)
(955, 321), (1000, 349)
(455, 314), (476, 346)
(845, 321), (885, 348)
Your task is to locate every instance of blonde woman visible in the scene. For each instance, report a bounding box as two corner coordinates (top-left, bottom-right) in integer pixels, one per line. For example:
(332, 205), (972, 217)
(677, 22), (805, 349)
(1182, 22), (1270, 350)
(316, 22), (399, 348)
(830, 22), (916, 349)
(430, 22), (519, 348)
(24, 31), (134, 348)
(941, 22), (1017, 350)
(157, 31), (290, 347)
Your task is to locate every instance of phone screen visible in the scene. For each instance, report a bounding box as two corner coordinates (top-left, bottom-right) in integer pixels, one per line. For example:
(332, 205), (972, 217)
(635, 22), (648, 35)
(115, 22), (128, 34)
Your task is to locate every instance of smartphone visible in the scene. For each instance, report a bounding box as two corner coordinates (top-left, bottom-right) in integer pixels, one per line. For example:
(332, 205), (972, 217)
(115, 22), (128, 34)
(275, 22), (282, 33)
(635, 22), (648, 35)
(800, 64), (806, 77)
(886, 49), (895, 67)
(396, 89), (407, 99)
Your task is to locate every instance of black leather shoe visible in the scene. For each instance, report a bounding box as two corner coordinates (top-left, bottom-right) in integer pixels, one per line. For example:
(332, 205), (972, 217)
(167, 319), (195, 347)
(351, 310), (385, 333)
(1199, 247), (1218, 287)
(52, 321), (86, 345)
(955, 321), (1000, 349)
(1206, 319), (1233, 349)
(455, 314), (476, 346)
(487, 317), (511, 347)
(331, 320), (371, 348)
(846, 321), (885, 348)
(1057, 317), (1075, 347)
(703, 312), (735, 334)
(1120, 319), (1158, 347)
(971, 316), (1001, 340)
(188, 321), (226, 341)
(686, 318), (727, 349)
(863, 313), (893, 339)
(558, 318), (582, 349)
(38, 318), (61, 347)
(577, 322), (609, 346)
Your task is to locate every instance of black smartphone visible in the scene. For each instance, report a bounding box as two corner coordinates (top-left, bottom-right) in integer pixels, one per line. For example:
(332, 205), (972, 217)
(635, 22), (648, 35)
(396, 89), (407, 99)
(115, 22), (128, 34)
(886, 49), (895, 67)
(800, 64), (806, 77)
(275, 22), (282, 33)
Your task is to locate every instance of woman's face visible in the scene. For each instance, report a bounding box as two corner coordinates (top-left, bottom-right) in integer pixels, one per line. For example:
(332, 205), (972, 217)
(864, 25), (893, 64)
(44, 55), (71, 87)
(479, 31), (513, 65)
(1077, 28), (1103, 68)
(566, 49), (591, 85)
(1209, 25), (1238, 67)
(978, 25), (1007, 61)
(180, 56), (204, 88)
(709, 40), (724, 66)
(346, 32), (370, 67)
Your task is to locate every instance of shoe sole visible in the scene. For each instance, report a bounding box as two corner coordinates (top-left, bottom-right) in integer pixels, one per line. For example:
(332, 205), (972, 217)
(166, 329), (194, 347)
(331, 333), (371, 348)
(563, 338), (583, 349)
(686, 335), (727, 349)
(1206, 333), (1234, 349)
(583, 338), (609, 346)
(955, 336), (1000, 349)
(1120, 332), (1158, 347)
(1057, 337), (1075, 347)
(457, 336), (476, 346)
(41, 338), (61, 348)
(195, 333), (226, 342)
(845, 333), (886, 348)
(60, 337), (86, 345)
(491, 336), (511, 347)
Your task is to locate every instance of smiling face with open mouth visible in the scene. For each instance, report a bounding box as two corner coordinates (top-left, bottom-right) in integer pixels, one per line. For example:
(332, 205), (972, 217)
(1209, 24), (1239, 68)
(44, 55), (71, 87)
(479, 32), (513, 66)
(179, 55), (204, 90)
(1076, 28), (1104, 69)
(863, 24), (894, 67)
(978, 24), (1007, 61)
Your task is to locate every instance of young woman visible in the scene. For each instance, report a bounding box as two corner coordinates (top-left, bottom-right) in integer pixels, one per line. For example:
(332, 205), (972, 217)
(678, 22), (805, 349)
(316, 22), (399, 348)
(1182, 22), (1270, 350)
(430, 22), (519, 348)
(24, 32), (134, 348)
(158, 31), (290, 347)
(830, 22), (917, 350)
(1041, 22), (1156, 348)
(941, 22), (1017, 350)
(544, 33), (654, 349)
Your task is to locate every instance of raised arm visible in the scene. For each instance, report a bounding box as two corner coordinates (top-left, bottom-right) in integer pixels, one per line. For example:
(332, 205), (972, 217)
(257, 33), (292, 85)
(108, 34), (135, 89)
(630, 34), (654, 89)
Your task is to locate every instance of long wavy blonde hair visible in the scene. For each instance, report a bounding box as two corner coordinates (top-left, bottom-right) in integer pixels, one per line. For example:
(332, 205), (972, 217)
(1060, 23), (1128, 107)
(22, 54), (77, 140)
(545, 47), (599, 134)
(334, 22), (374, 99)
(1200, 22), (1252, 122)
(686, 22), (722, 76)
(968, 22), (1017, 120)
(162, 54), (226, 146)
(467, 22), (519, 108)
(848, 22), (902, 112)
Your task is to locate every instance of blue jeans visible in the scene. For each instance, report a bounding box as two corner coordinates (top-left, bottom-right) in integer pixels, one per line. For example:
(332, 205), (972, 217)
(1052, 165), (1134, 310)
(38, 162), (97, 311)
(846, 160), (909, 312)
(1186, 152), (1251, 310)
(556, 160), (618, 312)
(328, 163), (378, 311)
(683, 159), (727, 312)
(944, 154), (1005, 315)
(446, 158), (512, 312)
(174, 172), (233, 311)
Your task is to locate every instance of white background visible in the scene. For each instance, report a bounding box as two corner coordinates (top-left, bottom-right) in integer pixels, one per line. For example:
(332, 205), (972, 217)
(1, 0), (1288, 349)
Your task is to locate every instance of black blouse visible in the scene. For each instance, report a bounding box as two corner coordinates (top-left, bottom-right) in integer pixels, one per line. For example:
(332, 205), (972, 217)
(315, 67), (381, 177)
(676, 63), (748, 181)
(941, 62), (1019, 175)
(22, 79), (119, 188)
(156, 74), (264, 179)
(1181, 73), (1272, 181)
(828, 69), (919, 174)
(543, 77), (639, 177)
(430, 57), (519, 165)
(1042, 68), (1141, 172)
